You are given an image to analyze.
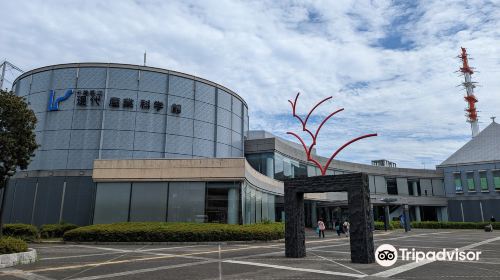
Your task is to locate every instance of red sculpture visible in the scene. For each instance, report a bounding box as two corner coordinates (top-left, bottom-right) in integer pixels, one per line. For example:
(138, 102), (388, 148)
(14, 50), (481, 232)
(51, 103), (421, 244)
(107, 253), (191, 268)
(287, 92), (377, 175)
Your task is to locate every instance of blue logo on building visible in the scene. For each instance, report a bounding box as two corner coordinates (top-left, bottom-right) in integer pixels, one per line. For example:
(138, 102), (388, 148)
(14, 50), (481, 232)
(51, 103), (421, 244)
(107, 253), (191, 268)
(48, 89), (74, 111)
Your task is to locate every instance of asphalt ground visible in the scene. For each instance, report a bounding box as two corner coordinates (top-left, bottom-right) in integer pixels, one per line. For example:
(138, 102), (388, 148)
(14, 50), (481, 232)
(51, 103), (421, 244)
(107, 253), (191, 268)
(2, 229), (500, 280)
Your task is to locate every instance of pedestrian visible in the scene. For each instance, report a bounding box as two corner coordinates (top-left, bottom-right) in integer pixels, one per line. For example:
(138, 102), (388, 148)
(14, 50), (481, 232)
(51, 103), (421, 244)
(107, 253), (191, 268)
(491, 216), (496, 223)
(334, 220), (341, 237)
(317, 218), (326, 238)
(343, 219), (350, 237)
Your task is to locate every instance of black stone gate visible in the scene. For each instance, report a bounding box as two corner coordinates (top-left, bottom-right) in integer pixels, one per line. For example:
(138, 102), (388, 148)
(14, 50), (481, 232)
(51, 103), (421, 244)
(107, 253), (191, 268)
(284, 173), (375, 263)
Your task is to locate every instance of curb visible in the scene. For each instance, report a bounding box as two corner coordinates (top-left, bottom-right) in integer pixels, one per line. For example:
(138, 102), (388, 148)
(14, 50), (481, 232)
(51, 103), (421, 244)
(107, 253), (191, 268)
(34, 239), (285, 245)
(0, 248), (37, 268)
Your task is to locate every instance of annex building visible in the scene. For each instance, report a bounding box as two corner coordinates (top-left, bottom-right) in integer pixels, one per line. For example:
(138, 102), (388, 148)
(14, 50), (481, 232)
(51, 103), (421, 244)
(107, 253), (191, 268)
(1, 63), (498, 227)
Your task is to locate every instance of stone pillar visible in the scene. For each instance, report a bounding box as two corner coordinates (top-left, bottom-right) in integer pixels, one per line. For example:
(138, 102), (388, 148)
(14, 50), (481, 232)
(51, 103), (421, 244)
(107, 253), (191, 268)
(227, 188), (239, 224)
(347, 178), (375, 263)
(415, 206), (421, 222)
(412, 181), (418, 196)
(285, 191), (305, 258)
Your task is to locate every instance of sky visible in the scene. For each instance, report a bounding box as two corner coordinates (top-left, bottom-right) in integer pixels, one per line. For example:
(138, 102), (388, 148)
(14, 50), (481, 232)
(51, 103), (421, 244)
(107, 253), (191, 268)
(1, 0), (499, 168)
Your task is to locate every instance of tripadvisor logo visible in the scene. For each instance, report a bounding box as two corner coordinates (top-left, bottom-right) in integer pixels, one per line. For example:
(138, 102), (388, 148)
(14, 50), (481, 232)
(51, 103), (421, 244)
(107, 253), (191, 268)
(375, 244), (482, 267)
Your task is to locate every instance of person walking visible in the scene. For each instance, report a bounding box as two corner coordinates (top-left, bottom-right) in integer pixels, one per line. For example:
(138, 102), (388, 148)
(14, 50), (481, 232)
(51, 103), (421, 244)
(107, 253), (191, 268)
(317, 218), (326, 238)
(334, 220), (341, 237)
(343, 219), (350, 237)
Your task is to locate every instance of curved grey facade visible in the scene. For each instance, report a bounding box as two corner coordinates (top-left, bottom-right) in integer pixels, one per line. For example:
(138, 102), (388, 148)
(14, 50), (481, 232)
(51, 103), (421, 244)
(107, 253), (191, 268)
(13, 63), (249, 171)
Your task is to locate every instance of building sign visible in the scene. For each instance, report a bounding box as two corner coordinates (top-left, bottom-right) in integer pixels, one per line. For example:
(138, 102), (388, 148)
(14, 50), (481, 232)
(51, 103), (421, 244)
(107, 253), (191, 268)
(47, 89), (169, 113)
(76, 90), (103, 107)
(47, 89), (73, 111)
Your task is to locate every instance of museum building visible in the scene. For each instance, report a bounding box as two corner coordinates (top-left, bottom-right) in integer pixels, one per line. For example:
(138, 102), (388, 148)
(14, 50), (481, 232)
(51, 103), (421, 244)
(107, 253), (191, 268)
(2, 62), (496, 227)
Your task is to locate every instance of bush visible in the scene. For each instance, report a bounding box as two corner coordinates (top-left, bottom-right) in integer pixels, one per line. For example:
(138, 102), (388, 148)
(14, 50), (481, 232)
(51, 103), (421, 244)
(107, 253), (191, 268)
(411, 221), (500, 229)
(0, 237), (28, 254)
(374, 221), (393, 230)
(2, 224), (38, 241)
(40, 223), (79, 239)
(64, 222), (285, 242)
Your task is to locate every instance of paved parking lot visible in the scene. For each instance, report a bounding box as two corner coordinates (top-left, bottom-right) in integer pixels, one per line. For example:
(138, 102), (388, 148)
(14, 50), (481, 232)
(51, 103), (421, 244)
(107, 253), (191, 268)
(2, 229), (500, 279)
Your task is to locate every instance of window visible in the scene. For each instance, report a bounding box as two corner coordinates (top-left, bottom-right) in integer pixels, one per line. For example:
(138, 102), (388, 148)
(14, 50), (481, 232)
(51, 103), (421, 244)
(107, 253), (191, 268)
(479, 171), (488, 191)
(274, 153), (284, 180)
(387, 178), (398, 195)
(466, 172), (475, 191)
(494, 170), (500, 190)
(454, 173), (463, 192)
(407, 181), (415, 195)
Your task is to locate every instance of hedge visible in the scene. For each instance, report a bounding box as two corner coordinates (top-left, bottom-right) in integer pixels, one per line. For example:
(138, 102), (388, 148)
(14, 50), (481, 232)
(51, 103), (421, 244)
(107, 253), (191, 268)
(411, 221), (500, 229)
(2, 224), (38, 241)
(40, 223), (79, 239)
(64, 222), (285, 242)
(0, 237), (28, 254)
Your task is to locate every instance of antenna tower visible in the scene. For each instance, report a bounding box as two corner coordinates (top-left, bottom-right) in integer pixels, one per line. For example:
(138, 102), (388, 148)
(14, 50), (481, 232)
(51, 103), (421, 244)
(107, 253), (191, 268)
(458, 47), (479, 137)
(0, 60), (24, 90)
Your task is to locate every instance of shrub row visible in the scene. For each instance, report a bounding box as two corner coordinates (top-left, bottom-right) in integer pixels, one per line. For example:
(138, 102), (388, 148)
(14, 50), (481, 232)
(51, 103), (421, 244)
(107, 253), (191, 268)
(2, 224), (38, 241)
(411, 221), (500, 229)
(0, 237), (28, 254)
(2, 223), (79, 240)
(64, 222), (285, 242)
(40, 223), (79, 239)
(374, 221), (500, 230)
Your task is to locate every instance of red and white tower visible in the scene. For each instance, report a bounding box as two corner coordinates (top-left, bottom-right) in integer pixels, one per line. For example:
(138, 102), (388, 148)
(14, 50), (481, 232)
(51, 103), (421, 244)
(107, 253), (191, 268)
(459, 47), (480, 137)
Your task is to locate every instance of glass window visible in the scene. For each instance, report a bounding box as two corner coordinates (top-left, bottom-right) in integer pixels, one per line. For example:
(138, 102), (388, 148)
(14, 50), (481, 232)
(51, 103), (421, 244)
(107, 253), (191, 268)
(494, 170), (500, 190)
(307, 165), (317, 177)
(255, 190), (262, 223)
(274, 153), (284, 180)
(130, 182), (168, 222)
(466, 172), (475, 191)
(275, 195), (284, 222)
(479, 171), (488, 191)
(294, 162), (307, 178)
(261, 193), (269, 221)
(267, 195), (276, 222)
(93, 183), (131, 224)
(250, 188), (256, 223)
(246, 154), (260, 173)
(206, 183), (229, 223)
(454, 173), (463, 192)
(407, 181), (415, 195)
(167, 182), (206, 223)
(283, 157), (292, 179)
(244, 185), (252, 224)
(387, 178), (398, 195)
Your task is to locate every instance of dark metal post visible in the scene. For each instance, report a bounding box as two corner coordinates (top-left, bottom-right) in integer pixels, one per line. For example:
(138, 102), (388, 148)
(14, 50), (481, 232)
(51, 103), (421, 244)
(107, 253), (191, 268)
(384, 205), (390, 231)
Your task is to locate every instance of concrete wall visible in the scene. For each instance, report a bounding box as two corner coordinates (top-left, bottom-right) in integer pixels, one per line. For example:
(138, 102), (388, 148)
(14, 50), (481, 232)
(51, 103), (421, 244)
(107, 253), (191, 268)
(13, 63), (249, 171)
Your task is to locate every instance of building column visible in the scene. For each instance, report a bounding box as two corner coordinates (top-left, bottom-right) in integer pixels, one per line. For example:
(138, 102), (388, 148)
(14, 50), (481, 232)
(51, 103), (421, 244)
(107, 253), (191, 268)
(311, 201), (317, 226)
(227, 188), (239, 224)
(412, 181), (418, 196)
(441, 207), (449, 222)
(415, 206), (421, 222)
(266, 157), (274, 177)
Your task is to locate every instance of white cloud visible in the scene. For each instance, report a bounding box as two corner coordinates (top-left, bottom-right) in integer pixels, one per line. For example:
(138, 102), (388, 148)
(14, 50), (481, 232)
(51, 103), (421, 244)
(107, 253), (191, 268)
(2, 0), (499, 168)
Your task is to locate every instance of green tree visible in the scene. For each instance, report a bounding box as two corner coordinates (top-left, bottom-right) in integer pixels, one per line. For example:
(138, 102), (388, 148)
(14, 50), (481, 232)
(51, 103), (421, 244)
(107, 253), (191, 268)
(0, 89), (37, 236)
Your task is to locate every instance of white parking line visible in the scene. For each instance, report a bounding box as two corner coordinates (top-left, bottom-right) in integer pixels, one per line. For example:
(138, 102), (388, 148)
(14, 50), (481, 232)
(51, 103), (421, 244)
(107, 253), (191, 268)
(223, 260), (365, 278)
(372, 236), (500, 278)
